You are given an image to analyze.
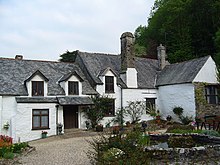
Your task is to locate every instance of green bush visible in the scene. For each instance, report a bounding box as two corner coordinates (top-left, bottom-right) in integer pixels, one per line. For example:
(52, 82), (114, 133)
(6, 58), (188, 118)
(200, 130), (220, 137)
(173, 107), (183, 116)
(87, 130), (152, 164)
(3, 152), (14, 159)
(166, 124), (194, 133)
(168, 136), (195, 148)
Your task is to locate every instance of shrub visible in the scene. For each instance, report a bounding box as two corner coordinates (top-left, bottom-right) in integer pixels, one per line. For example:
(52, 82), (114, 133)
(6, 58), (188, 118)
(166, 124), (194, 133)
(3, 152), (14, 159)
(200, 130), (220, 137)
(173, 107), (183, 116)
(87, 129), (151, 164)
(168, 136), (195, 148)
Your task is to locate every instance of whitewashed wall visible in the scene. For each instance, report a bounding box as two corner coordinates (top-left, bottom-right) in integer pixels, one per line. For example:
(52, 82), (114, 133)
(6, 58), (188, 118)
(1, 96), (17, 139)
(15, 103), (57, 142)
(122, 88), (157, 122)
(157, 83), (196, 121)
(193, 56), (218, 83)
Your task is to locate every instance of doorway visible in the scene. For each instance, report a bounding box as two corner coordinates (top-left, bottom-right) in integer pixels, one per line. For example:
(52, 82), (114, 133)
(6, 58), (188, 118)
(63, 105), (78, 129)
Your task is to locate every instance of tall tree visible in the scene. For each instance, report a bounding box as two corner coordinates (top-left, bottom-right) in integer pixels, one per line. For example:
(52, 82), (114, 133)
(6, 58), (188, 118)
(59, 50), (78, 62)
(134, 0), (220, 64)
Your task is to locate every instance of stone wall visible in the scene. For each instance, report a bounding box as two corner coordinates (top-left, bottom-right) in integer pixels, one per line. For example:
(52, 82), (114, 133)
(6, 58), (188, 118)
(194, 82), (220, 117)
(145, 134), (220, 164)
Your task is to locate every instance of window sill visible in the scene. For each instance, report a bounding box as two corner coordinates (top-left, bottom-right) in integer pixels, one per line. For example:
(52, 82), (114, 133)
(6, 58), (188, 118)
(32, 128), (50, 131)
(105, 92), (115, 94)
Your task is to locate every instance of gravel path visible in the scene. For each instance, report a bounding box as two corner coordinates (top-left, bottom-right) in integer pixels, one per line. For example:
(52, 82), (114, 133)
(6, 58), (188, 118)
(16, 135), (94, 165)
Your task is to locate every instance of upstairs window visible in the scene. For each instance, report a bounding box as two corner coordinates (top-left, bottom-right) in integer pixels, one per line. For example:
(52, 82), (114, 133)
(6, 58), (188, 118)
(68, 81), (79, 95)
(32, 81), (44, 96)
(105, 76), (114, 93)
(32, 109), (49, 129)
(205, 85), (219, 104)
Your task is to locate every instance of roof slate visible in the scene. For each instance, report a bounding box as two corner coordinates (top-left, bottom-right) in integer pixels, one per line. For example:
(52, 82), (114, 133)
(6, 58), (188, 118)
(76, 52), (159, 89)
(57, 96), (93, 105)
(0, 58), (97, 95)
(156, 56), (210, 87)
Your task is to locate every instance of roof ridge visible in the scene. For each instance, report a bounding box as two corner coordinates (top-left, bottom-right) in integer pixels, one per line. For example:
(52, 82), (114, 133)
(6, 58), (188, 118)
(0, 57), (77, 64)
(78, 51), (119, 57)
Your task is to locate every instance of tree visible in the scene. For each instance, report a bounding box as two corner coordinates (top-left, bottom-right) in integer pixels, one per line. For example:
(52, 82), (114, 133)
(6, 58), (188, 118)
(83, 95), (113, 128)
(59, 50), (78, 62)
(124, 101), (146, 123)
(134, 0), (220, 63)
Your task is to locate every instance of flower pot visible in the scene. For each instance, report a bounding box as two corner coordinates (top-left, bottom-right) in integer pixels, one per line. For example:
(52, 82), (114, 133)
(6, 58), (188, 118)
(41, 133), (47, 138)
(95, 125), (103, 132)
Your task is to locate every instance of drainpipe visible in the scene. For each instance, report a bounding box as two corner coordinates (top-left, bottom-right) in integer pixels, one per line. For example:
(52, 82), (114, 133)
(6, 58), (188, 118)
(119, 85), (123, 127)
(55, 104), (59, 135)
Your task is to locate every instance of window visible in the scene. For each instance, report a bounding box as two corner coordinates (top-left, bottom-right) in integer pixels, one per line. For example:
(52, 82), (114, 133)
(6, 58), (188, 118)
(105, 99), (115, 116)
(146, 98), (156, 109)
(32, 109), (49, 129)
(105, 76), (114, 93)
(205, 85), (219, 104)
(68, 81), (79, 95)
(32, 81), (44, 96)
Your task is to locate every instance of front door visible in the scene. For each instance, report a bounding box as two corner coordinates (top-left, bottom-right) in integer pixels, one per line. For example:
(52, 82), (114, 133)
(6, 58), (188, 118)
(63, 105), (78, 129)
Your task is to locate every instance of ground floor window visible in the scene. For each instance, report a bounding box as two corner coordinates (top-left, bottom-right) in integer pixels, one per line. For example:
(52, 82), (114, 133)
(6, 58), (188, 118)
(205, 85), (219, 104)
(104, 99), (115, 117)
(32, 109), (49, 129)
(146, 98), (156, 109)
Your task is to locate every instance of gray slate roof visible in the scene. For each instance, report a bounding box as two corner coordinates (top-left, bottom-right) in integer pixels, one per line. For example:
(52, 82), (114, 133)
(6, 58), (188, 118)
(57, 96), (93, 105)
(0, 58), (97, 95)
(156, 56), (210, 87)
(76, 52), (159, 89)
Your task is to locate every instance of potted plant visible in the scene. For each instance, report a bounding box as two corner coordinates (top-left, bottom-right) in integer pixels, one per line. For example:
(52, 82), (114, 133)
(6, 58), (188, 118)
(155, 110), (161, 124)
(3, 122), (10, 130)
(57, 123), (63, 135)
(41, 131), (48, 138)
(95, 124), (103, 132)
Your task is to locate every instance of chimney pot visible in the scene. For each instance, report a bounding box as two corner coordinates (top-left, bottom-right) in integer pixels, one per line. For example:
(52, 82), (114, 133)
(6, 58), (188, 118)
(15, 55), (23, 60)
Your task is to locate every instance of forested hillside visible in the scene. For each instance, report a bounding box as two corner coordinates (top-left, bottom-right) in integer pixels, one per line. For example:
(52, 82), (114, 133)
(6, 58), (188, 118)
(134, 0), (220, 65)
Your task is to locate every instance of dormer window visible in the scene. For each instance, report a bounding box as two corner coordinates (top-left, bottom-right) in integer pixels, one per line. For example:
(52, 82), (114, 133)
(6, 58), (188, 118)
(68, 81), (79, 95)
(105, 76), (114, 93)
(32, 81), (44, 96)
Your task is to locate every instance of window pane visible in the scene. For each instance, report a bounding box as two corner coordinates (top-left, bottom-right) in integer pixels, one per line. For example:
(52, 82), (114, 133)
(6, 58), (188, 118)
(41, 110), (48, 115)
(105, 76), (114, 93)
(33, 116), (40, 127)
(33, 110), (40, 115)
(41, 116), (48, 127)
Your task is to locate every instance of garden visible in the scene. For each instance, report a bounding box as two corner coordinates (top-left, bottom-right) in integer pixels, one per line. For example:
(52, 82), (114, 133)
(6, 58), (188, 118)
(0, 135), (31, 164)
(83, 97), (220, 164)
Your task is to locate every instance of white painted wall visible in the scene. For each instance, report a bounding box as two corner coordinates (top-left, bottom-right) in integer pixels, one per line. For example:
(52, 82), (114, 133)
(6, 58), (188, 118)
(193, 56), (218, 83)
(15, 103), (57, 142)
(1, 96), (17, 138)
(26, 75), (48, 97)
(157, 83), (196, 121)
(122, 88), (157, 122)
(120, 68), (138, 88)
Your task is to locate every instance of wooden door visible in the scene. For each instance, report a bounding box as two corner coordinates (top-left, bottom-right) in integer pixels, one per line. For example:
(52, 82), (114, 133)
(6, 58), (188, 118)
(63, 105), (78, 129)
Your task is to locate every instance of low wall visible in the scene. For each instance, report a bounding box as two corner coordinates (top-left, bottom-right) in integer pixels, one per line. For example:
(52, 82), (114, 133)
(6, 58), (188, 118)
(144, 134), (220, 163)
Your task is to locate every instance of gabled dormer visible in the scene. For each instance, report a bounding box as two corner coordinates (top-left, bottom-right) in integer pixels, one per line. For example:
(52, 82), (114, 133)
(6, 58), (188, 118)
(25, 70), (49, 97)
(59, 71), (84, 96)
(98, 67), (117, 94)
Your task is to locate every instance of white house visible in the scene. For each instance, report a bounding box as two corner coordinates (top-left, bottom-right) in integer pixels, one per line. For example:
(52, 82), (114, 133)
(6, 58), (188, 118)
(0, 32), (219, 142)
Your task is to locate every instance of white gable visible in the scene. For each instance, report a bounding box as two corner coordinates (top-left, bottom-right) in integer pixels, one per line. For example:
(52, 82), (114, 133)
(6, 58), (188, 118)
(26, 74), (48, 97)
(193, 56), (218, 83)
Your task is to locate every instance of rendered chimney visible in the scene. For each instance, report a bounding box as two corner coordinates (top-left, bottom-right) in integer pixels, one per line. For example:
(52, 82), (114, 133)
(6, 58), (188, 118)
(120, 32), (135, 72)
(157, 44), (166, 70)
(15, 55), (23, 60)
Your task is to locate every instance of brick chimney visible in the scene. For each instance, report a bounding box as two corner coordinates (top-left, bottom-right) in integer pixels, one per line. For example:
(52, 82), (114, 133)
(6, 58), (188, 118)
(15, 55), (23, 60)
(157, 44), (166, 70)
(120, 32), (137, 88)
